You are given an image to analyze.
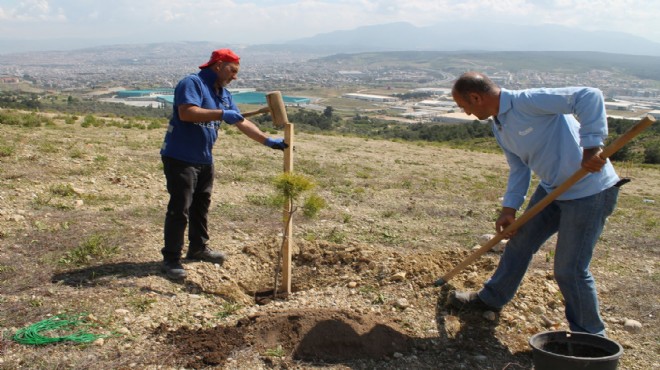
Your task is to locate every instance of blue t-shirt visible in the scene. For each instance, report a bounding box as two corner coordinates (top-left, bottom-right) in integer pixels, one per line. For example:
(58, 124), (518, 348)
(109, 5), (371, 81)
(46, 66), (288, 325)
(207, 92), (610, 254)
(495, 87), (619, 209)
(160, 68), (239, 164)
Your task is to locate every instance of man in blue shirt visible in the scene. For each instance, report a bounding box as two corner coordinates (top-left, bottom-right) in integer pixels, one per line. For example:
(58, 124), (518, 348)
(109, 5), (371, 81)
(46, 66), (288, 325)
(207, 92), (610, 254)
(160, 48), (287, 280)
(449, 71), (621, 336)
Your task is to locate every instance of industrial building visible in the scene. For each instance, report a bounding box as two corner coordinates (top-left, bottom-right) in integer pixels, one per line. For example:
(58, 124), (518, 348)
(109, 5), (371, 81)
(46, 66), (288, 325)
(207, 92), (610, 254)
(605, 101), (635, 111)
(342, 93), (398, 102)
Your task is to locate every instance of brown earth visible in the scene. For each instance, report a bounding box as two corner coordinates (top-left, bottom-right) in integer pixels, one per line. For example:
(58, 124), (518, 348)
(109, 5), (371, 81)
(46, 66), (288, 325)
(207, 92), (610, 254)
(0, 111), (658, 369)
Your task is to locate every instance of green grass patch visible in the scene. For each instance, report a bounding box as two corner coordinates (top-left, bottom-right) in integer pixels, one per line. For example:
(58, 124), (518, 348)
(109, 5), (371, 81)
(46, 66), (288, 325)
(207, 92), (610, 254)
(263, 345), (285, 358)
(58, 234), (120, 266)
(216, 302), (242, 319)
(0, 143), (14, 157)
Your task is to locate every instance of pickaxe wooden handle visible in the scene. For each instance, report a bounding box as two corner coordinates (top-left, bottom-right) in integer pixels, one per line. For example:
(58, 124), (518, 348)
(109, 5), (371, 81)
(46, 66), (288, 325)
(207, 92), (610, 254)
(435, 114), (656, 286)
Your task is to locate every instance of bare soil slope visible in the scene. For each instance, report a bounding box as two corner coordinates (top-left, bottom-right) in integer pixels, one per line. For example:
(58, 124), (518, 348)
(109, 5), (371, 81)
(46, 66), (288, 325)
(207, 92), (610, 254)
(0, 113), (658, 369)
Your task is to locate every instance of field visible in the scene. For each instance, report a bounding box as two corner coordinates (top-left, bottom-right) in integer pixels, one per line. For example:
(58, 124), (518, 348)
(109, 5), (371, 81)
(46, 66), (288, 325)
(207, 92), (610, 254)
(0, 111), (658, 369)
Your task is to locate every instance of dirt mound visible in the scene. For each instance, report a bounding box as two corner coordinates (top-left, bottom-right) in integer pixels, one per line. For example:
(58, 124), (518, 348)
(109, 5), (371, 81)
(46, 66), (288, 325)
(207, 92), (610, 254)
(163, 309), (412, 368)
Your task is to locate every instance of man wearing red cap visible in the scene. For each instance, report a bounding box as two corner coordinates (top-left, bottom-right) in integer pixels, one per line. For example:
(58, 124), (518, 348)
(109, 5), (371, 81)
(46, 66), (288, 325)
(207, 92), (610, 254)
(159, 48), (287, 280)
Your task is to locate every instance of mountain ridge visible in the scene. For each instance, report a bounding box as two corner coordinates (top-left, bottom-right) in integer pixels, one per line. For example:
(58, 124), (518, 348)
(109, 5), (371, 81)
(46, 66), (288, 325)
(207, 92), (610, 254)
(283, 21), (660, 57)
(2, 21), (659, 57)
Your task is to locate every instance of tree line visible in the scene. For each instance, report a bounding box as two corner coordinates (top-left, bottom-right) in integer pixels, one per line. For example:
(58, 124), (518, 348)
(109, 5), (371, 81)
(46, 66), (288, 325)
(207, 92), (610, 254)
(1, 91), (658, 164)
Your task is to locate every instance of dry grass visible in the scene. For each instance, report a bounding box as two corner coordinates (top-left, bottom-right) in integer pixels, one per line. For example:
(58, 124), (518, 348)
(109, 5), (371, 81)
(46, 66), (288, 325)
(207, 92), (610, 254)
(0, 109), (658, 369)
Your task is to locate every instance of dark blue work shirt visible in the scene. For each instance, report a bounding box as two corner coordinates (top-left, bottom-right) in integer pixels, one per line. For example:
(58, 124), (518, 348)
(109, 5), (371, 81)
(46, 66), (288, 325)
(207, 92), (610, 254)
(160, 68), (239, 164)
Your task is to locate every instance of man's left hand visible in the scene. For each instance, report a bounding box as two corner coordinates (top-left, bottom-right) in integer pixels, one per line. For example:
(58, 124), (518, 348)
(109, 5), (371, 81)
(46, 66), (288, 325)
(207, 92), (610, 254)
(582, 147), (606, 172)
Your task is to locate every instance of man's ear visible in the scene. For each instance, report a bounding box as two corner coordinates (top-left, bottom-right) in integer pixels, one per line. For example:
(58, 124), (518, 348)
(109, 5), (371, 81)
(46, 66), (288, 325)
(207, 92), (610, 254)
(469, 92), (482, 105)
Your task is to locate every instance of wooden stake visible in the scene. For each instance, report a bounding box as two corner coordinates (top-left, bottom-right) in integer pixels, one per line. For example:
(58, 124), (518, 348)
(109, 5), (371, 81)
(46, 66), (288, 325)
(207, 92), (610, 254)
(266, 91), (294, 294)
(282, 122), (294, 294)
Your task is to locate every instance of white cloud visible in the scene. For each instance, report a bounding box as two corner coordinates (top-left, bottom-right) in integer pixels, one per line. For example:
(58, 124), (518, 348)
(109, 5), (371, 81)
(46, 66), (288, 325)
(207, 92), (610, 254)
(0, 0), (658, 44)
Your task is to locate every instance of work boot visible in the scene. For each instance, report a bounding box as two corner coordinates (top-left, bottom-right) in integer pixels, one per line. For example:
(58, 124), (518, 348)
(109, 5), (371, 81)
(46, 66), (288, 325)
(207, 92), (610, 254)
(449, 291), (501, 312)
(186, 247), (226, 265)
(162, 259), (187, 280)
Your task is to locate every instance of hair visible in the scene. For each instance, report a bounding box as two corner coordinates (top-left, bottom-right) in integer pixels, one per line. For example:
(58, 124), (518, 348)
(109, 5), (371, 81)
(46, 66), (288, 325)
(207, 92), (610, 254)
(452, 72), (498, 100)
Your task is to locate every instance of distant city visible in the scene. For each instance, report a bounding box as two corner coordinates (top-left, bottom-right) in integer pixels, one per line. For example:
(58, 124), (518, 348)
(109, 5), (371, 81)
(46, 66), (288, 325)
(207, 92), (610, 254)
(1, 42), (659, 124)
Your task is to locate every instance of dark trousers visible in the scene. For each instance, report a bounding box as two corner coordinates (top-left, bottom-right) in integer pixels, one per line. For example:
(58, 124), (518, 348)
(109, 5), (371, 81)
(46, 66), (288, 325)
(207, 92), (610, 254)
(161, 156), (214, 261)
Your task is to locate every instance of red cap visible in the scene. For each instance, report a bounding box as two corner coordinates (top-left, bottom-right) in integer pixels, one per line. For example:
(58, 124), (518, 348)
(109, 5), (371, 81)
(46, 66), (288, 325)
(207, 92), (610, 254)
(198, 48), (240, 69)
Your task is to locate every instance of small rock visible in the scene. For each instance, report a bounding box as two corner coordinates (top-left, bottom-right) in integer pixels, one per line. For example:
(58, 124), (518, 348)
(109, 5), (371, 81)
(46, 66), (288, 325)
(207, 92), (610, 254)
(532, 306), (546, 315)
(473, 355), (488, 362)
(477, 234), (507, 252)
(393, 352), (403, 359)
(347, 281), (358, 288)
(482, 311), (497, 321)
(492, 239), (507, 253)
(619, 340), (634, 349)
(516, 302), (529, 311)
(394, 298), (410, 310)
(623, 319), (642, 333)
(478, 234), (495, 246)
(115, 309), (130, 315)
(93, 338), (105, 346)
(390, 272), (406, 282)
(117, 327), (131, 335)
(606, 317), (623, 324)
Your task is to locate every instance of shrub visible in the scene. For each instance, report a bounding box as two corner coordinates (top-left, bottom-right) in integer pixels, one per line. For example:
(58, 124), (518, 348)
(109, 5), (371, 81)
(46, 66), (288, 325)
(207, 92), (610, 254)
(644, 140), (660, 164)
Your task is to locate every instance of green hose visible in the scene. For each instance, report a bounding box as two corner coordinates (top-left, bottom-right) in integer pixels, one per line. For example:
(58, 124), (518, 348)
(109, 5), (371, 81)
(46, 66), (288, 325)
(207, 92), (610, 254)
(12, 313), (108, 345)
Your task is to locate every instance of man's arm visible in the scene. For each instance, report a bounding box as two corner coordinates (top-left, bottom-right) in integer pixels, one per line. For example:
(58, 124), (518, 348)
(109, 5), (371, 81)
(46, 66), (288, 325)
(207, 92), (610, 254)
(572, 88), (608, 149)
(521, 87), (608, 149)
(234, 119), (269, 145)
(498, 139), (532, 211)
(178, 104), (223, 122)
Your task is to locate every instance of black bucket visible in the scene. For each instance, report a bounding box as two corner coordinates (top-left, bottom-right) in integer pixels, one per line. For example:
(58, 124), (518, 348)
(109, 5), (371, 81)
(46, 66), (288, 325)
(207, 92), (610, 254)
(529, 331), (623, 370)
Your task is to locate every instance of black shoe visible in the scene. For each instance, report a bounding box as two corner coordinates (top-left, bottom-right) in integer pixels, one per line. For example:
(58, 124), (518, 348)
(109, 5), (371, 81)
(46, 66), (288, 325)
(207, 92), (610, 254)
(186, 247), (226, 264)
(162, 259), (186, 280)
(449, 291), (500, 312)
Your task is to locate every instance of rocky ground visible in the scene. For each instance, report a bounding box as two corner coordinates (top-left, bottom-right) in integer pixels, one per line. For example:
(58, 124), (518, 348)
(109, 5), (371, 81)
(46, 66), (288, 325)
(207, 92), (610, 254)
(0, 111), (658, 369)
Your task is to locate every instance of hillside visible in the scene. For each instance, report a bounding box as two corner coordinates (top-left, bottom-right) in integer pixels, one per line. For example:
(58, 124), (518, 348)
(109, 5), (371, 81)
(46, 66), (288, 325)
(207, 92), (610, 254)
(0, 111), (658, 369)
(314, 50), (660, 82)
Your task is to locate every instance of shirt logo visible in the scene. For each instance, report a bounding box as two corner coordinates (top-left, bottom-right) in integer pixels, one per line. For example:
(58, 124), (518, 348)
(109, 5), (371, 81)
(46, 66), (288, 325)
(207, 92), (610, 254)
(193, 121), (220, 130)
(518, 127), (533, 136)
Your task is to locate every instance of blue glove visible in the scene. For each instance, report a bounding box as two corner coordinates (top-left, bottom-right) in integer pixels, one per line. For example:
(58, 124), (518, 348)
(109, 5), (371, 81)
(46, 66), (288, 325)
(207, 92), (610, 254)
(222, 110), (244, 124)
(264, 137), (288, 151)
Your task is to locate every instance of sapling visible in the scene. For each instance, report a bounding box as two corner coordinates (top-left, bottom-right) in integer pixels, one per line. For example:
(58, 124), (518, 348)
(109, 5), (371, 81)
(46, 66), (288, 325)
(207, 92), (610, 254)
(271, 172), (326, 297)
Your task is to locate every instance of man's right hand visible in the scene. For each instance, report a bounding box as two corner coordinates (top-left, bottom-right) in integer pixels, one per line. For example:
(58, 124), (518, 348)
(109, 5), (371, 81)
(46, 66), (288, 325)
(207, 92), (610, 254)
(222, 110), (244, 124)
(496, 207), (517, 238)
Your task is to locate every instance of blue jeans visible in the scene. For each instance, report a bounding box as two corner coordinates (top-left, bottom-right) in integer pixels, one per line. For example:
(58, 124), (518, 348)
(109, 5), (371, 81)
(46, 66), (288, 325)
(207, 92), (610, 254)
(478, 185), (619, 335)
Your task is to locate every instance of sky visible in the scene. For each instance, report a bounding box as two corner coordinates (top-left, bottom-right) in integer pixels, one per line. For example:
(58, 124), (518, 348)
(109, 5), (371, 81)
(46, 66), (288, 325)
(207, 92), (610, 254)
(1, 0), (659, 46)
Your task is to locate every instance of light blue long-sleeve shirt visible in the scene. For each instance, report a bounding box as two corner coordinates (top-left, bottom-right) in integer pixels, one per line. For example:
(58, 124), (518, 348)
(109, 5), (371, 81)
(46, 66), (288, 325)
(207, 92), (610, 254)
(494, 87), (619, 210)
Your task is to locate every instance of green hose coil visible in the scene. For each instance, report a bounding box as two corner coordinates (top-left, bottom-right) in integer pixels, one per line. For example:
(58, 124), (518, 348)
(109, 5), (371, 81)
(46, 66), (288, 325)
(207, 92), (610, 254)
(12, 313), (108, 345)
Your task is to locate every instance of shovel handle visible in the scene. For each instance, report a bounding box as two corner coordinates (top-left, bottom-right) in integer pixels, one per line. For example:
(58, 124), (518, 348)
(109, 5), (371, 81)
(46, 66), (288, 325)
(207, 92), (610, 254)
(435, 114), (656, 286)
